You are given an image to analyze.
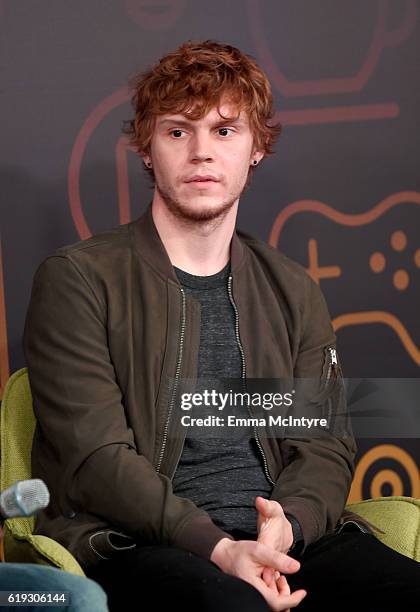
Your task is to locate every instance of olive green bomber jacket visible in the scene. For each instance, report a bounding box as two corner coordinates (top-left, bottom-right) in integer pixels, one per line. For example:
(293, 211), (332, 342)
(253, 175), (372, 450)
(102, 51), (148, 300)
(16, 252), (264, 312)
(23, 205), (356, 567)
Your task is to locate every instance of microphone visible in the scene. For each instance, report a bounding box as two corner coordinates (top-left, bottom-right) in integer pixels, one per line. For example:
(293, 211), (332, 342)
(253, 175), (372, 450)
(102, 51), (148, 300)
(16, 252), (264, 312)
(0, 479), (50, 520)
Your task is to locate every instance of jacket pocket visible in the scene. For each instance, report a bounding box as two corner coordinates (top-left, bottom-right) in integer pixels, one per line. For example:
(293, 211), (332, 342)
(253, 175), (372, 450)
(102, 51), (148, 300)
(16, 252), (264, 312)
(88, 530), (137, 561)
(335, 510), (385, 536)
(335, 519), (371, 535)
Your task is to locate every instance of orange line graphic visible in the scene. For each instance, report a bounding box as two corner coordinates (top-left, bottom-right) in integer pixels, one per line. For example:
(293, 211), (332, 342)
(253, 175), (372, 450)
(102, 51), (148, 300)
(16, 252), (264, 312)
(247, 0), (417, 97)
(347, 444), (419, 503)
(307, 238), (341, 285)
(115, 135), (133, 226)
(269, 191), (420, 246)
(333, 311), (420, 366)
(269, 192), (420, 367)
(273, 103), (399, 126)
(68, 88), (130, 239)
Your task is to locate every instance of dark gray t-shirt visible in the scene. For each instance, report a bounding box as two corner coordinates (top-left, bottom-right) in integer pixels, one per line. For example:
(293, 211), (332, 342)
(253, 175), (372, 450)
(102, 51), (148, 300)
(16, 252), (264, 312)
(172, 261), (272, 534)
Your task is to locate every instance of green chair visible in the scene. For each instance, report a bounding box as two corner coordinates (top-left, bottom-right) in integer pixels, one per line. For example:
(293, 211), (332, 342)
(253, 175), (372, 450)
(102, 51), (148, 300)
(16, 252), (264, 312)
(345, 496), (419, 561)
(1, 368), (84, 575)
(1, 368), (418, 572)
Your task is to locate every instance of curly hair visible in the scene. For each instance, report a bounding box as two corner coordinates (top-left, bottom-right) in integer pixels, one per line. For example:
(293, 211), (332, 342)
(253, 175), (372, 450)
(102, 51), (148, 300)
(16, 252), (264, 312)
(123, 40), (281, 180)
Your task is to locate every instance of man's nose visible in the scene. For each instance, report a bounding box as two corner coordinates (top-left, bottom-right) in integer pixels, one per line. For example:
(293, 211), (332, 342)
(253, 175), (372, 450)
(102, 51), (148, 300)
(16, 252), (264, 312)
(189, 132), (214, 163)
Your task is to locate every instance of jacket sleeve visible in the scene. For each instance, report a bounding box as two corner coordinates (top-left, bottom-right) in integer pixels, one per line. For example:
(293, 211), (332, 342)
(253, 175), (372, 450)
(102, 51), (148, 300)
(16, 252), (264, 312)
(23, 255), (230, 560)
(270, 274), (357, 550)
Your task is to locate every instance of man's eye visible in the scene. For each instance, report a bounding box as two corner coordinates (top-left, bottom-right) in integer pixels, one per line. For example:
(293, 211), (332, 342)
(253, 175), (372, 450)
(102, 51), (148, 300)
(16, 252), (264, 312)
(218, 128), (234, 136)
(170, 129), (185, 138)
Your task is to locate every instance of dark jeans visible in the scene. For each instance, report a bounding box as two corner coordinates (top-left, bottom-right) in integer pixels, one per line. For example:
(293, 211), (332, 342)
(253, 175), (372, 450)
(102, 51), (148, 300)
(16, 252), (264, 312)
(85, 531), (419, 611)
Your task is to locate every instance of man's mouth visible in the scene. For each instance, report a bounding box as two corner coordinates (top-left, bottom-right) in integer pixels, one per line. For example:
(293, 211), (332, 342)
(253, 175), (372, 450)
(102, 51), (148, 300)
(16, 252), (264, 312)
(185, 175), (220, 183)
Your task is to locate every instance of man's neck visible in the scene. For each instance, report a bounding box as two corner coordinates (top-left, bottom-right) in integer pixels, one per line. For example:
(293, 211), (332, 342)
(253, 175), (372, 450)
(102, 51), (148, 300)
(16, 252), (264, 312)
(151, 198), (238, 276)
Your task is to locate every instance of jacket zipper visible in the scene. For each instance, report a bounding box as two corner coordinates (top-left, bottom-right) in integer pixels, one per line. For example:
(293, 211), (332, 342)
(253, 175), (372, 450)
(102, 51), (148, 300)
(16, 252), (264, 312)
(227, 275), (275, 486)
(326, 347), (337, 381)
(326, 347), (338, 426)
(156, 287), (186, 474)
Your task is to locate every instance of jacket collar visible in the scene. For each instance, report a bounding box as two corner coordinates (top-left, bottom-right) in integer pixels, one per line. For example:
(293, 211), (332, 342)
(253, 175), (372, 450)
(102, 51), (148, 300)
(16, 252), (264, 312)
(133, 203), (246, 283)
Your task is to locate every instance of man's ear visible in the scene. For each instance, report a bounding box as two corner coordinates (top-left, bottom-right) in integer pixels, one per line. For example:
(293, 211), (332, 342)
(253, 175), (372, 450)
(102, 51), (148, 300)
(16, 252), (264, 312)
(250, 151), (264, 166)
(142, 154), (152, 169)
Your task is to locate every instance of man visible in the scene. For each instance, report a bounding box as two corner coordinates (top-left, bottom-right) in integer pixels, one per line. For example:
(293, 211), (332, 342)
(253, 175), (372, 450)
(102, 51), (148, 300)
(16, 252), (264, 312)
(23, 41), (419, 611)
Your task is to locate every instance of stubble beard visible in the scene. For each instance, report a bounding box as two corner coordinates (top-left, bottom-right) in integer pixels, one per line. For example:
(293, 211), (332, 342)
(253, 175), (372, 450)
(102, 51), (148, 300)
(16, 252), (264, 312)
(156, 178), (245, 230)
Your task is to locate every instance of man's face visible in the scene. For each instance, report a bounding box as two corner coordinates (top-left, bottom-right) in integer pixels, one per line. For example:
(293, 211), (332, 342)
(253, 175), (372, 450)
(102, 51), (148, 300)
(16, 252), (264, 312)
(145, 101), (262, 223)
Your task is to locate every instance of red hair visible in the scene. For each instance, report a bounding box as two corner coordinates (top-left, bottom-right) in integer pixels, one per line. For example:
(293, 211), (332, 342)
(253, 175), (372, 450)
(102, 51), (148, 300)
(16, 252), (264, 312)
(123, 40), (281, 179)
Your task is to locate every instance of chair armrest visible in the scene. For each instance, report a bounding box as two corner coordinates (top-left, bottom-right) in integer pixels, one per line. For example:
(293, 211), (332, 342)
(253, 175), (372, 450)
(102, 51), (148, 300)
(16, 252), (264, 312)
(345, 496), (419, 561)
(3, 523), (85, 576)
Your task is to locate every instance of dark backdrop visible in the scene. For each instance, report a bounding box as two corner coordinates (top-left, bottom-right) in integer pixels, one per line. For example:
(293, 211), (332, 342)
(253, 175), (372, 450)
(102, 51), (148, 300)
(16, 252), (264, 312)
(1, 0), (419, 501)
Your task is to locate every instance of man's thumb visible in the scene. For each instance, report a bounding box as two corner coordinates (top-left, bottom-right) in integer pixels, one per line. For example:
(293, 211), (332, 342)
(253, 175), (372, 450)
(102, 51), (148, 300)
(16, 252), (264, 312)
(255, 496), (271, 516)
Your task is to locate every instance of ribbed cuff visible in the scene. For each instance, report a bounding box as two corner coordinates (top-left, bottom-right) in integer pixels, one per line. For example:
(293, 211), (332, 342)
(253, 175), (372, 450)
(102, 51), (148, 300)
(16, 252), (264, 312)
(285, 513), (303, 545)
(277, 497), (321, 553)
(172, 514), (234, 560)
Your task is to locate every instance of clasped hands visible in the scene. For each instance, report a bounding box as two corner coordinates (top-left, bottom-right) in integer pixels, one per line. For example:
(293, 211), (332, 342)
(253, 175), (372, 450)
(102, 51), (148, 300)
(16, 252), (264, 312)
(210, 496), (307, 611)
(256, 496), (306, 609)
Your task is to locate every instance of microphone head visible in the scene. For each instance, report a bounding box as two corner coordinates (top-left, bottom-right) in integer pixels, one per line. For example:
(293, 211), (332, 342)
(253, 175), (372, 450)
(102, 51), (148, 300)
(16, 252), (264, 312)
(0, 479), (50, 518)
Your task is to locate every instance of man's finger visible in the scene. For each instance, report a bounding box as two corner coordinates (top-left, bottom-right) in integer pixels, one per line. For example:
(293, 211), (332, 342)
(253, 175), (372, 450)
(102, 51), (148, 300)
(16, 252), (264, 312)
(255, 496), (269, 518)
(253, 543), (301, 575)
(256, 496), (271, 515)
(279, 589), (307, 609)
(262, 566), (277, 591)
(276, 574), (291, 596)
(268, 581), (307, 611)
(255, 496), (283, 520)
(251, 577), (307, 612)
